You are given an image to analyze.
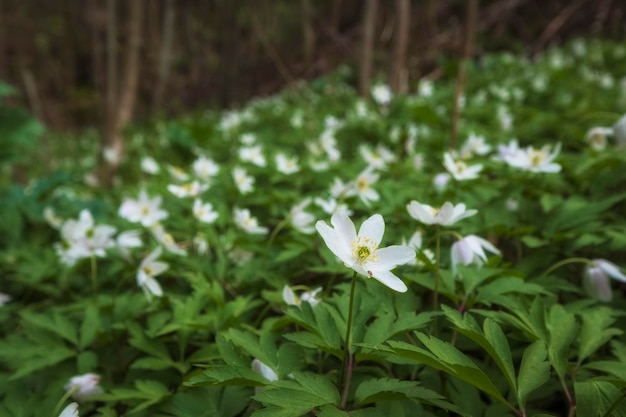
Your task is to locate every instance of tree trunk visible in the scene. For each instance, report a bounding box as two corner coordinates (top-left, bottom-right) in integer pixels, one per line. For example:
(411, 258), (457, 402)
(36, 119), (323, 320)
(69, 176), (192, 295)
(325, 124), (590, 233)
(153, 0), (175, 113)
(390, 0), (410, 94)
(301, 0), (316, 68)
(105, 0), (117, 143)
(100, 0), (143, 186)
(359, 0), (378, 97)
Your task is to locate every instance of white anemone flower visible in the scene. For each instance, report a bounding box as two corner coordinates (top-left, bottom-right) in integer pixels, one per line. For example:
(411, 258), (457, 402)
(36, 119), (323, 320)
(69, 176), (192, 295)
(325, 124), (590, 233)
(443, 152), (482, 180)
(167, 181), (209, 198)
(503, 143), (562, 173)
(282, 285), (323, 309)
(58, 402), (79, 417)
(433, 172), (451, 192)
(584, 259), (626, 302)
(252, 358), (278, 393)
(140, 156), (160, 174)
(192, 156), (219, 180)
(193, 199), (218, 224)
(56, 210), (117, 265)
(64, 373), (104, 401)
(315, 212), (415, 292)
(407, 201), (477, 226)
(167, 165), (189, 182)
(450, 234), (501, 272)
(289, 199), (316, 234)
(137, 246), (168, 299)
(275, 153), (300, 175)
(234, 208), (268, 235)
(0, 292), (11, 306)
(233, 167), (255, 194)
(314, 197), (353, 216)
(118, 190), (168, 227)
(371, 83), (392, 106)
(150, 224), (187, 256)
(347, 167), (380, 206)
(585, 127), (612, 151)
(239, 144), (266, 167)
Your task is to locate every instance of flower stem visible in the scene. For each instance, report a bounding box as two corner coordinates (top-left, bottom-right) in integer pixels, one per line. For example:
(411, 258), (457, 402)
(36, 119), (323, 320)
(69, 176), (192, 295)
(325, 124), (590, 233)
(90, 254), (98, 294)
(540, 257), (590, 277)
(340, 271), (358, 409)
(51, 386), (79, 417)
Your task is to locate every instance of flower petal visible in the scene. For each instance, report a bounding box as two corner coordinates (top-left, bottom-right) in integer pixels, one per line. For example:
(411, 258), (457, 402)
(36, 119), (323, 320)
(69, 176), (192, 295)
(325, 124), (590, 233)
(596, 259), (626, 282)
(315, 220), (351, 264)
(374, 245), (415, 270)
(358, 214), (384, 244)
(369, 269), (408, 292)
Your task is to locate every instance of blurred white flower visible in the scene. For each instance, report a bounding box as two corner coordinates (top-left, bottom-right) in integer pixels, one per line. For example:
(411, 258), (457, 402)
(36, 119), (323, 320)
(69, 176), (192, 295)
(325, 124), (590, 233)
(55, 210), (117, 265)
(584, 259), (626, 302)
(282, 285), (322, 308)
(119, 190), (168, 227)
(418, 80), (434, 97)
(193, 199), (218, 224)
(167, 165), (189, 182)
(140, 156), (160, 174)
(150, 224), (187, 256)
(495, 139), (520, 161)
(404, 230), (435, 266)
(192, 156), (219, 180)
(359, 144), (395, 169)
(252, 358), (278, 382)
(229, 247), (253, 265)
(64, 373), (103, 401)
(58, 402), (79, 417)
(371, 83), (392, 106)
(407, 201), (477, 226)
(116, 230), (142, 256)
(498, 105), (513, 130)
(585, 127), (612, 151)
(167, 181), (209, 198)
(239, 144), (266, 167)
(433, 173), (451, 192)
(43, 206), (63, 229)
(103, 146), (122, 165)
(503, 143), (561, 173)
(137, 246), (168, 299)
(460, 133), (491, 158)
(275, 153), (300, 175)
(234, 208), (268, 235)
(315, 212), (415, 292)
(240, 133), (257, 145)
(451, 235), (500, 272)
(314, 197), (352, 216)
(443, 152), (482, 180)
(233, 167), (255, 194)
(289, 199), (315, 234)
(0, 292), (10, 306)
(347, 167), (380, 206)
(505, 198), (519, 212)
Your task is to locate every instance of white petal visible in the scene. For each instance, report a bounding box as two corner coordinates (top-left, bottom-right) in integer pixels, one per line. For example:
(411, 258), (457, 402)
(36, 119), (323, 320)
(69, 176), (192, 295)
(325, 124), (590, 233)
(330, 212), (357, 247)
(252, 359), (278, 382)
(374, 245), (415, 270)
(358, 214), (384, 244)
(315, 221), (351, 264)
(143, 276), (163, 297)
(407, 201), (434, 224)
(282, 285), (297, 305)
(596, 259), (626, 283)
(584, 266), (612, 302)
(369, 269), (408, 292)
(58, 402), (79, 417)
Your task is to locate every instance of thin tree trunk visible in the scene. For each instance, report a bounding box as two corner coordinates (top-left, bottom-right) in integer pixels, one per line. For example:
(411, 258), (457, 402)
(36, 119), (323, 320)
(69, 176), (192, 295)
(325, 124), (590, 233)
(301, 0), (315, 68)
(0, 0), (5, 80)
(359, 0), (378, 97)
(331, 0), (342, 32)
(390, 0), (410, 94)
(153, 0), (175, 113)
(105, 0), (117, 140)
(450, 0), (478, 150)
(100, 0), (143, 186)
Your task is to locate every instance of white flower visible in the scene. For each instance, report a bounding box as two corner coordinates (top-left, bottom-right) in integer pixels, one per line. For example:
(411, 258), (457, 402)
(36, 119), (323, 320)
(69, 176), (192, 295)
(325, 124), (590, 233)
(193, 235), (209, 255)
(495, 139), (520, 161)
(443, 152), (482, 180)
(43, 206), (63, 229)
(150, 224), (187, 256)
(234, 208), (268, 235)
(64, 373), (103, 401)
(371, 84), (392, 106)
(503, 143), (561, 173)
(315, 212), (415, 292)
(55, 210), (117, 265)
(404, 230), (435, 266)
(330, 178), (352, 199)
(407, 201), (477, 226)
(240, 133), (257, 145)
(192, 156), (219, 180)
(450, 235), (500, 272)
(275, 153), (300, 175)
(119, 190), (168, 227)
(314, 197), (352, 216)
(229, 247), (253, 265)
(103, 146), (122, 165)
(0, 292), (10, 306)
(584, 259), (626, 302)
(252, 358), (278, 382)
(585, 127), (612, 151)
(116, 230), (142, 256)
(140, 156), (160, 174)
(239, 145), (266, 167)
(347, 167), (380, 206)
(460, 133), (491, 158)
(282, 285), (322, 308)
(359, 145), (395, 169)
(58, 402), (79, 417)
(505, 198), (519, 212)
(433, 173), (451, 192)
(137, 246), (168, 299)
(193, 199), (218, 223)
(233, 167), (255, 194)
(167, 181), (209, 198)
(289, 199), (315, 234)
(167, 166), (189, 182)
(418, 80), (434, 97)
(498, 105), (513, 130)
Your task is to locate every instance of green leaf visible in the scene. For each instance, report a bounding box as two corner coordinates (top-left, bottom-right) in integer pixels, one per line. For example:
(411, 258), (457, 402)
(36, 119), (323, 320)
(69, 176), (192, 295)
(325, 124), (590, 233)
(190, 365), (269, 386)
(545, 304), (578, 380)
(20, 310), (78, 346)
(354, 377), (445, 405)
(127, 322), (171, 361)
(578, 307), (623, 364)
(317, 405), (349, 417)
(517, 341), (551, 412)
(575, 380), (626, 417)
(79, 302), (100, 349)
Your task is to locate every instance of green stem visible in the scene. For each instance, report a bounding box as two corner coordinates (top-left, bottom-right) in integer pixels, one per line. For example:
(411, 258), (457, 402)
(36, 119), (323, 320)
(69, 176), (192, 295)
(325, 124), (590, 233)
(340, 272), (358, 409)
(90, 254), (98, 294)
(433, 225), (441, 310)
(540, 257), (591, 278)
(602, 390), (626, 417)
(51, 386), (79, 417)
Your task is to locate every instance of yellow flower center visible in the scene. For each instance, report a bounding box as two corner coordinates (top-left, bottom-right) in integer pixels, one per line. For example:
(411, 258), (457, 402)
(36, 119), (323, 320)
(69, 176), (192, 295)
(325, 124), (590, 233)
(455, 161), (467, 173)
(357, 177), (369, 192)
(351, 236), (379, 265)
(529, 149), (545, 167)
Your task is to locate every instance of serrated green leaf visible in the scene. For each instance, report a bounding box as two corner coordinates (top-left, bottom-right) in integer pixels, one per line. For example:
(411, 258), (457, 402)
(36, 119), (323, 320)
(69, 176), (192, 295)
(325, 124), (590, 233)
(578, 307), (623, 364)
(517, 341), (551, 412)
(20, 310), (78, 346)
(546, 304), (578, 380)
(227, 329), (277, 372)
(575, 380), (626, 417)
(354, 377), (443, 405)
(79, 302), (99, 349)
(191, 365), (269, 386)
(317, 405), (349, 417)
(127, 322), (170, 361)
